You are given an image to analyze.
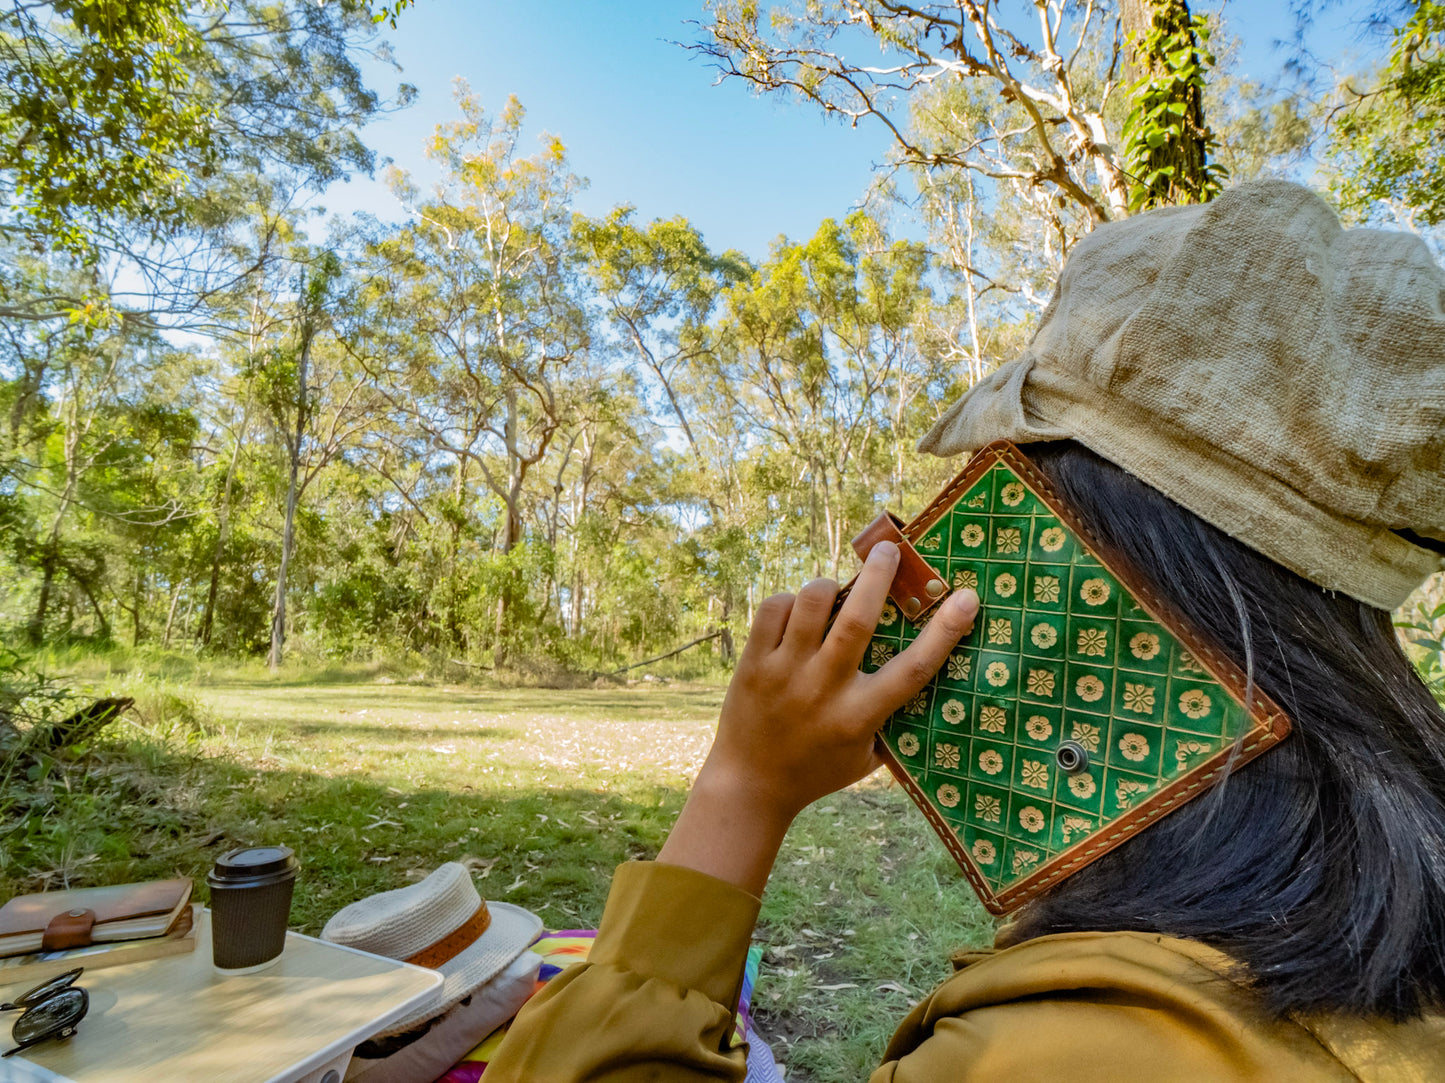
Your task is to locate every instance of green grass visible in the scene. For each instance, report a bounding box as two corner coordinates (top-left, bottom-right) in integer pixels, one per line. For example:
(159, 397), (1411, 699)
(0, 670), (996, 1081)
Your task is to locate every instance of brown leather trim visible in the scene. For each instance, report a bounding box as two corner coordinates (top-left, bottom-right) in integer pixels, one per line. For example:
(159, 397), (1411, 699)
(842, 440), (1292, 915)
(851, 513), (950, 620)
(403, 902), (492, 969)
(968, 442), (1291, 735)
(42, 908), (97, 951)
(875, 739), (999, 906)
(991, 730), (1283, 911)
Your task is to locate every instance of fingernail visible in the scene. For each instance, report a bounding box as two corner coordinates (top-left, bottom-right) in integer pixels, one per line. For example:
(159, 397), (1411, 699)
(946, 588), (980, 618)
(868, 541), (900, 564)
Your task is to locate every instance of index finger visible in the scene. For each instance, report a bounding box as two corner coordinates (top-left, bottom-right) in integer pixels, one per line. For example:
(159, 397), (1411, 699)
(864, 589), (979, 713)
(821, 541), (901, 673)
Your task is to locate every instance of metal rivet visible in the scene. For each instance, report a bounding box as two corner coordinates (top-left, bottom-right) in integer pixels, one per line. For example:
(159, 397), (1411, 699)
(68, 909), (86, 917)
(1055, 741), (1089, 774)
(904, 597), (921, 614)
(925, 578), (945, 597)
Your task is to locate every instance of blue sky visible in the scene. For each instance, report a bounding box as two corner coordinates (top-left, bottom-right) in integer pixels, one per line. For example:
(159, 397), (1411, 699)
(319, 1), (1381, 260)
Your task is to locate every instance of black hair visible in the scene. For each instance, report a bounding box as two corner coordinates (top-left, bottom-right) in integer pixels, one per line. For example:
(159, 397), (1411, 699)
(1011, 440), (1445, 1020)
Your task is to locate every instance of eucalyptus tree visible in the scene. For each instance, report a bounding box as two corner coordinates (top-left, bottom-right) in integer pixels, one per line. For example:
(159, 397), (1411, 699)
(0, 305), (200, 644)
(0, 0), (409, 329)
(0, 0), (412, 654)
(705, 213), (933, 580)
(575, 209), (758, 649)
(698, 1), (1223, 316)
(193, 384), (253, 649)
(575, 209), (747, 469)
(234, 247), (385, 669)
(365, 90), (592, 659)
(532, 367), (670, 648)
(700, 1), (1135, 225)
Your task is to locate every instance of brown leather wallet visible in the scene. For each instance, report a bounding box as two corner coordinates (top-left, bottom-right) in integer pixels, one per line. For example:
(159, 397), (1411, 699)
(0, 878), (193, 956)
(839, 441), (1291, 914)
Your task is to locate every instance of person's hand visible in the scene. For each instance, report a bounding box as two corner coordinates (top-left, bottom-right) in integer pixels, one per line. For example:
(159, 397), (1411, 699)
(703, 541), (980, 821)
(657, 541), (979, 895)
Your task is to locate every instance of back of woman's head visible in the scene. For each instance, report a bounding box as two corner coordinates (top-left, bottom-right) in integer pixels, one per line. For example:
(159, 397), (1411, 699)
(1014, 440), (1445, 1021)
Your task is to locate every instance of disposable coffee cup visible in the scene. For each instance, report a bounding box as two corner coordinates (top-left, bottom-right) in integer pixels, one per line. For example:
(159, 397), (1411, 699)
(207, 845), (299, 974)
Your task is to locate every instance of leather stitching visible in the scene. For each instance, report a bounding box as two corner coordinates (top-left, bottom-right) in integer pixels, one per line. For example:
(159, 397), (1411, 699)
(842, 440), (1292, 914)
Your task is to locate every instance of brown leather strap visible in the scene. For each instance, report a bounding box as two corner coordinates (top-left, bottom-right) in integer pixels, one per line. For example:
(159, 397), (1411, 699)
(403, 902), (492, 969)
(852, 512), (950, 620)
(42, 907), (96, 951)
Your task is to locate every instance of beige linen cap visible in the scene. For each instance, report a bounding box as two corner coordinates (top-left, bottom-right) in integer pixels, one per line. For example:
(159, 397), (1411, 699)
(919, 179), (1445, 610)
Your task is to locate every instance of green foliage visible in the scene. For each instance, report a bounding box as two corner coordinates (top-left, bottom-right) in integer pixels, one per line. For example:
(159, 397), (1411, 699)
(0, 649), (76, 757)
(1122, 1), (1228, 210)
(0, 1), (395, 260)
(0, 0), (211, 251)
(369, 1), (417, 29)
(1205, 78), (1315, 187)
(0, 9), (1440, 1072)
(1331, 1), (1445, 225)
(1398, 596), (1445, 705)
(0, 8), (1428, 688)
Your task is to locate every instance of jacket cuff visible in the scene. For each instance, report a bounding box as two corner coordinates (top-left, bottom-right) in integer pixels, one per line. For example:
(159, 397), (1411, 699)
(590, 861), (762, 1006)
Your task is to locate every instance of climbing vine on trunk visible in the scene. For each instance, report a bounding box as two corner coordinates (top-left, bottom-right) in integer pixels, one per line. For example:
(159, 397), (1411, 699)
(1122, 1), (1226, 210)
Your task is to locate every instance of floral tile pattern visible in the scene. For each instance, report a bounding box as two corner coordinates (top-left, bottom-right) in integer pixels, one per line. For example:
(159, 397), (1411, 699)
(861, 458), (1260, 905)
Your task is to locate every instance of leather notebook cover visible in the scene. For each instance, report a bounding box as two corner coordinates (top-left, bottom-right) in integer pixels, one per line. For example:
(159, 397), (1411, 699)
(848, 441), (1291, 915)
(0, 878), (193, 956)
(0, 906), (198, 984)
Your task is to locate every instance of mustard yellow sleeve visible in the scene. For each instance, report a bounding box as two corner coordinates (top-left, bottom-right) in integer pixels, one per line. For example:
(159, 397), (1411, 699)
(485, 861), (762, 1083)
(869, 931), (1363, 1082)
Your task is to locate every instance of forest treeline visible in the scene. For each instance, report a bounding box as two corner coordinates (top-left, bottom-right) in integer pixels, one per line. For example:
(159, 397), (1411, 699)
(1, 1), (1440, 673)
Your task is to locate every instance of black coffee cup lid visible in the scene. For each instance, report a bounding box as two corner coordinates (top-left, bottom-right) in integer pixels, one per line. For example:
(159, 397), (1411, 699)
(210, 845), (297, 884)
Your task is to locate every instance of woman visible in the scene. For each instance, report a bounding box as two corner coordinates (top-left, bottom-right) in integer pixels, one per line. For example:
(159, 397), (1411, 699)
(487, 181), (1445, 1080)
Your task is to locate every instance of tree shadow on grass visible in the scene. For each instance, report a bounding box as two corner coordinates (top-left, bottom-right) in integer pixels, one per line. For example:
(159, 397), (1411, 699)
(281, 722), (523, 743)
(0, 728), (993, 1083)
(194, 684), (725, 727)
(0, 737), (686, 936)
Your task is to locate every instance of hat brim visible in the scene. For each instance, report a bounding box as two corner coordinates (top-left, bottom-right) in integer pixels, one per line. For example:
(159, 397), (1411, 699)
(377, 901), (542, 1035)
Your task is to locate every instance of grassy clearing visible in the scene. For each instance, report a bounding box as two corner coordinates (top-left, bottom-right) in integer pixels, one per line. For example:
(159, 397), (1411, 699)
(0, 670), (994, 1081)
(23, 641), (729, 691)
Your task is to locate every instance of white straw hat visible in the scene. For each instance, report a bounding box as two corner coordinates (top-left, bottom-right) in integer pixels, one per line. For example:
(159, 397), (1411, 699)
(322, 863), (541, 1034)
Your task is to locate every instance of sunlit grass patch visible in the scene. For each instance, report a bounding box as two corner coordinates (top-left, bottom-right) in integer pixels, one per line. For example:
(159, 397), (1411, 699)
(0, 675), (996, 1081)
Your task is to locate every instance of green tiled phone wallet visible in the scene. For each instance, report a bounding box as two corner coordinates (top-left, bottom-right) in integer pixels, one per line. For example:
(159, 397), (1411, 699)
(850, 441), (1292, 915)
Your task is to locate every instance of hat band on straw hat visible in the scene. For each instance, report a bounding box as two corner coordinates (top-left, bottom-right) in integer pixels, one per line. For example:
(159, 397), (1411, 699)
(404, 901), (493, 969)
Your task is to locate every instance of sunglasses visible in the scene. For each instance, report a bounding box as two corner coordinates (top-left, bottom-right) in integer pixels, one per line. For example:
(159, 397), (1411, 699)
(1, 968), (88, 1059)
